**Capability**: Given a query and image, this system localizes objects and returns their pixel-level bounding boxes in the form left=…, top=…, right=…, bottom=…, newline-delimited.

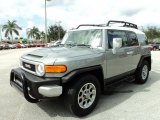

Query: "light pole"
left=45, top=0, right=51, bottom=43
left=0, top=18, right=5, bottom=44
left=0, top=25, right=2, bottom=44
left=56, top=21, right=62, bottom=40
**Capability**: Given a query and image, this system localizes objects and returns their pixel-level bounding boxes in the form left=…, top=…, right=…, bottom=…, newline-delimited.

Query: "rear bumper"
left=10, top=68, right=62, bottom=102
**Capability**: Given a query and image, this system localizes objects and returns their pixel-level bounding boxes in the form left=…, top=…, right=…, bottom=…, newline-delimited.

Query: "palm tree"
left=2, top=20, right=22, bottom=44
left=40, top=31, right=45, bottom=43
left=27, top=26, right=40, bottom=40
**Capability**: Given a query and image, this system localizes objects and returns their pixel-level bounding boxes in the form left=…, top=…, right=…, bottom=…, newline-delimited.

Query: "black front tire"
left=64, top=74, right=100, bottom=117
left=135, top=60, right=149, bottom=84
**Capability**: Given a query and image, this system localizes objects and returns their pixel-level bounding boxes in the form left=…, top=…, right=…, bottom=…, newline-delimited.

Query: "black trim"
left=22, top=62, right=36, bottom=72
left=107, top=20, right=138, bottom=29
left=107, top=29, right=140, bottom=49
left=104, top=69, right=136, bottom=86
left=76, top=24, right=104, bottom=29
left=76, top=20, right=138, bottom=29
left=137, top=55, right=151, bottom=71
left=62, top=65, right=103, bottom=83
left=10, top=68, right=61, bottom=102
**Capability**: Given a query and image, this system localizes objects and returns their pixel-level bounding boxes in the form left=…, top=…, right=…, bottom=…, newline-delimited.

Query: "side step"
left=104, top=75, right=135, bottom=93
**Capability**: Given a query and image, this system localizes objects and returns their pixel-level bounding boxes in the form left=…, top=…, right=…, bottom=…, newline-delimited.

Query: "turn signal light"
left=45, top=65, right=67, bottom=73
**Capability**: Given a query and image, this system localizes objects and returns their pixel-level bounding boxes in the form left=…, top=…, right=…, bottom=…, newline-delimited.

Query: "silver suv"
left=10, top=20, right=151, bottom=117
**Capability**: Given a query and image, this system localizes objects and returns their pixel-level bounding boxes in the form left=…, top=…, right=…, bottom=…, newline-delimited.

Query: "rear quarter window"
left=137, top=34, right=148, bottom=45
left=127, top=32, right=139, bottom=46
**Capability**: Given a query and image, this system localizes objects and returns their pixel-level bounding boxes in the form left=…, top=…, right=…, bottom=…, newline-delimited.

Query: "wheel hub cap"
left=142, top=65, right=148, bottom=80
left=78, top=83, right=96, bottom=109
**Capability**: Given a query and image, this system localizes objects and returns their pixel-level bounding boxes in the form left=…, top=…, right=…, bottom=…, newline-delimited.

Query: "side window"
left=127, top=32, right=139, bottom=46
left=107, top=30, right=128, bottom=48
left=137, top=34, right=148, bottom=45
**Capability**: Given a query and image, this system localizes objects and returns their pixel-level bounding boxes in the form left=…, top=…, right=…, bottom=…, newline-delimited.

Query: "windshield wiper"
left=64, top=43, right=76, bottom=47
left=58, top=44, right=65, bottom=46
left=76, top=44, right=91, bottom=47
left=60, top=43, right=91, bottom=48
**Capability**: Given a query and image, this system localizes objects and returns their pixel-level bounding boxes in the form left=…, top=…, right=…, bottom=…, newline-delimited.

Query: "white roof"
left=70, top=26, right=144, bottom=35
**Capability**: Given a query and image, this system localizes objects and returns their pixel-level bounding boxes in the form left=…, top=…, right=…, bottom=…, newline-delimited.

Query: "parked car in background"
left=24, top=44, right=28, bottom=48
left=27, top=44, right=32, bottom=48
left=3, top=44, right=9, bottom=49
left=42, top=44, right=46, bottom=47
left=148, top=43, right=154, bottom=51
left=16, top=43, right=22, bottom=48
left=149, top=42, right=160, bottom=50
left=47, top=40, right=62, bottom=47
left=46, top=43, right=52, bottom=47
left=53, top=40, right=61, bottom=46
left=0, top=44, right=3, bottom=50
left=20, top=44, right=25, bottom=48
left=26, top=43, right=45, bottom=48
left=35, top=43, right=40, bottom=47
left=9, top=44, right=16, bottom=49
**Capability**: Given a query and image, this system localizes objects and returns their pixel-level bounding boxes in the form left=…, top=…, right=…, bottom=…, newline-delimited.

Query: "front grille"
left=22, top=62, right=36, bottom=72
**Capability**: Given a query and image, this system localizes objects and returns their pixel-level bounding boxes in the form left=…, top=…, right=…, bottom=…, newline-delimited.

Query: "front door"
left=105, top=30, right=133, bottom=83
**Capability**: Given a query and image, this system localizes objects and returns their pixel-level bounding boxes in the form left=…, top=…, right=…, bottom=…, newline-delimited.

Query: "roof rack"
left=107, top=20, right=138, bottom=29
left=76, top=20, right=138, bottom=29
left=76, top=24, right=105, bottom=29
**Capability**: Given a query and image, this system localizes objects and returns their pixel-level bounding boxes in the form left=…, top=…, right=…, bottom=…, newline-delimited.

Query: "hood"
left=21, top=47, right=102, bottom=64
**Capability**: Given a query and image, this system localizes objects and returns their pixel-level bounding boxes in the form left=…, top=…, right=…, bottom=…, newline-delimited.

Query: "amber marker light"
left=45, top=65, right=67, bottom=73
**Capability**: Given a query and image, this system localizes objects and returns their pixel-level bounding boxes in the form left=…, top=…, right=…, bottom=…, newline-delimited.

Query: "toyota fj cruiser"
left=10, top=20, right=151, bottom=117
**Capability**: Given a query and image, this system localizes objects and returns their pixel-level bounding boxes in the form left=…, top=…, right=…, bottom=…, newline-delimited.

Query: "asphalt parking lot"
left=0, top=48, right=160, bottom=120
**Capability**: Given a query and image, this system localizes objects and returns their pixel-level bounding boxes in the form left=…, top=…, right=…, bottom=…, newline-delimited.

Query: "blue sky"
left=0, top=0, right=160, bottom=39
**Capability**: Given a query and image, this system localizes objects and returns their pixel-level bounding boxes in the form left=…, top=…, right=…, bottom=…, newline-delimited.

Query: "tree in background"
left=48, top=24, right=66, bottom=42
left=2, top=20, right=22, bottom=44
left=27, top=26, right=40, bottom=40
left=143, top=26, right=160, bottom=42
left=40, top=31, right=45, bottom=43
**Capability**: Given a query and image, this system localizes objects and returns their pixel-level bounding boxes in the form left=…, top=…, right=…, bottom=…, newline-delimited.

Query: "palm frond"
left=13, top=29, right=19, bottom=36
left=2, top=25, right=8, bottom=31
left=5, top=29, right=9, bottom=37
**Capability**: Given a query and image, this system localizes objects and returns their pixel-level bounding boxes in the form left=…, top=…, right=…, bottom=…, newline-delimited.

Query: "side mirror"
left=112, top=38, right=122, bottom=54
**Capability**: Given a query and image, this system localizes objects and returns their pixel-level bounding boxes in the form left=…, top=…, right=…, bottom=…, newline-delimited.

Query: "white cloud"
left=27, top=21, right=34, bottom=28
left=45, top=0, right=160, bottom=29
left=0, top=0, right=160, bottom=37
left=38, top=25, right=45, bottom=32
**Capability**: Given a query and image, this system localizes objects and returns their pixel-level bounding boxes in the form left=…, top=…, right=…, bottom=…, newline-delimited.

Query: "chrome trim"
left=20, top=58, right=41, bottom=66
left=38, top=85, right=62, bottom=97
left=20, top=66, right=36, bottom=75
left=20, top=58, right=44, bottom=76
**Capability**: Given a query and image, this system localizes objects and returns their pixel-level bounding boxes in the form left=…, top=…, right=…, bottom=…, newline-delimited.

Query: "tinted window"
left=137, top=34, right=148, bottom=45
left=127, top=32, right=139, bottom=46
left=107, top=30, right=128, bottom=48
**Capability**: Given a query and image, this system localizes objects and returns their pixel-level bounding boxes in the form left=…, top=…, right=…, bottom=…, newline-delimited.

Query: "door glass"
left=127, top=32, right=139, bottom=46
left=107, top=30, right=128, bottom=49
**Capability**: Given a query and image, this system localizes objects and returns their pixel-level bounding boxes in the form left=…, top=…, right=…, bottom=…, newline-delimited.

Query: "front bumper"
left=10, top=68, right=62, bottom=102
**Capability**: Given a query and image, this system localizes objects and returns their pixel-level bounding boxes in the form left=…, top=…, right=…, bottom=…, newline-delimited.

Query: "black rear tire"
left=64, top=74, right=100, bottom=117
left=135, top=60, right=149, bottom=84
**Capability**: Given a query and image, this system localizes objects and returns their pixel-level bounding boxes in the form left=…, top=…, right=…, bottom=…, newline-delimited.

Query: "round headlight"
left=36, top=64, right=44, bottom=76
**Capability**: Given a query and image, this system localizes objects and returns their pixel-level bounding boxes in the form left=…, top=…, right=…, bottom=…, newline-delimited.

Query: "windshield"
left=61, top=29, right=102, bottom=48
